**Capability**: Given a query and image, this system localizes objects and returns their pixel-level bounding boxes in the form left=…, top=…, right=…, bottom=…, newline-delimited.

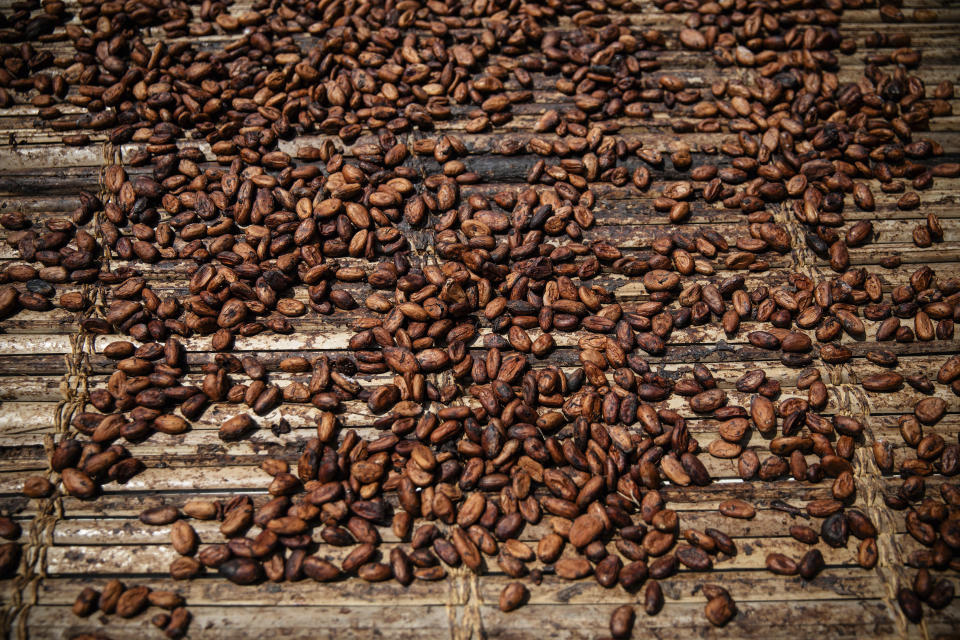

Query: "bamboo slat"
left=0, top=0, right=959, bottom=638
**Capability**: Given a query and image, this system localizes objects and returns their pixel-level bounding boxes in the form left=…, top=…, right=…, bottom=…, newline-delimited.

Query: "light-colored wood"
left=0, top=1, right=959, bottom=638
left=26, top=571, right=897, bottom=606
left=21, top=600, right=907, bottom=640
left=41, top=536, right=859, bottom=576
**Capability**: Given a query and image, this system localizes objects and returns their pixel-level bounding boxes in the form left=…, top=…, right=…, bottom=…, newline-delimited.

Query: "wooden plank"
left=0, top=395, right=957, bottom=462
left=0, top=1, right=957, bottom=638
left=0, top=404, right=945, bottom=465
left=1, top=214, right=955, bottom=263
left=0, top=367, right=952, bottom=432
left=27, top=570, right=894, bottom=606
left=0, top=343, right=952, bottom=384
left=40, top=509, right=830, bottom=548
left=21, top=600, right=901, bottom=640
left=0, top=262, right=955, bottom=334
left=0, top=447, right=789, bottom=485
left=41, top=536, right=863, bottom=576
left=3, top=125, right=960, bottom=173
left=3, top=85, right=960, bottom=131
left=0, top=479, right=839, bottom=520
left=0, top=323, right=958, bottom=362
left=0, top=175, right=810, bottom=212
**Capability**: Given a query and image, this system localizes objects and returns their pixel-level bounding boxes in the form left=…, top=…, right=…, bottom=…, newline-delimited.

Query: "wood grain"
left=0, top=0, right=959, bottom=637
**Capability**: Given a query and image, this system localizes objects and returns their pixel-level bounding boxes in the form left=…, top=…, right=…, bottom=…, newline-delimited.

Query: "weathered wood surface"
left=1, top=0, right=959, bottom=638
left=15, top=601, right=914, bottom=640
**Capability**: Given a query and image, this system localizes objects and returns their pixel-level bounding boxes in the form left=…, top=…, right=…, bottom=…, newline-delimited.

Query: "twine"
left=411, top=127, right=488, bottom=640
left=772, top=201, right=819, bottom=284
left=444, top=564, right=485, bottom=640
left=775, top=201, right=915, bottom=639
left=847, top=383, right=921, bottom=640
left=445, top=565, right=470, bottom=640
left=462, top=569, right=485, bottom=640
left=0, top=140, right=118, bottom=639
left=3, top=303, right=88, bottom=640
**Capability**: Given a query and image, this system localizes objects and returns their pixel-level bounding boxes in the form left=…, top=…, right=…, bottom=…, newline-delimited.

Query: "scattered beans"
left=1, top=0, right=956, bottom=634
